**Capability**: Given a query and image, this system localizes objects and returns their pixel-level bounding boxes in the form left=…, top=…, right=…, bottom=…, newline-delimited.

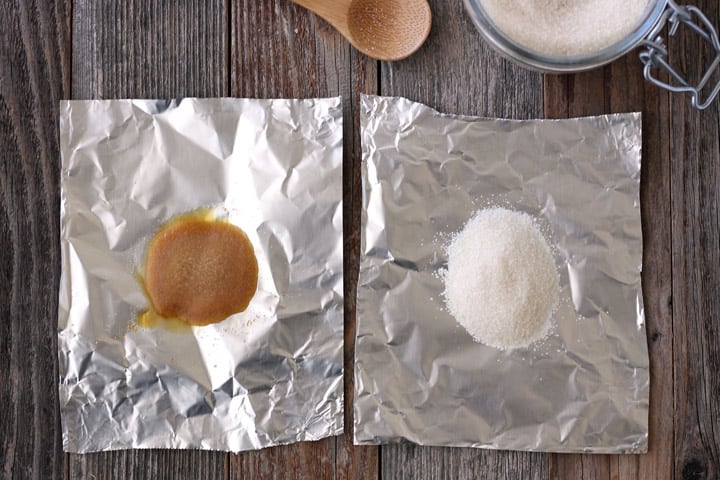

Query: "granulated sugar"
left=480, top=0, right=650, bottom=56
left=443, top=208, right=559, bottom=350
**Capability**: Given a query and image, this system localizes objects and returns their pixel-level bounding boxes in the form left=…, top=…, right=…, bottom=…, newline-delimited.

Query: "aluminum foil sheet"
left=59, top=98, right=344, bottom=453
left=354, top=95, right=649, bottom=453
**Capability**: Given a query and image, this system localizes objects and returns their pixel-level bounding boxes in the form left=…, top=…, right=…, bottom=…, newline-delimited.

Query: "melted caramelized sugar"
left=139, top=210, right=258, bottom=327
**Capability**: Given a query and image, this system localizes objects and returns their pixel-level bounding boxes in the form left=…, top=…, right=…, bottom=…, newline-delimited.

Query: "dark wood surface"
left=1, top=0, right=718, bottom=478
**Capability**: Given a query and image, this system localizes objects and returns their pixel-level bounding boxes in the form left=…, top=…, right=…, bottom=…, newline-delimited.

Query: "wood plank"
left=670, top=0, right=720, bottom=477
left=543, top=68, right=608, bottom=118
left=336, top=49, right=381, bottom=480
left=0, top=0, right=71, bottom=478
left=379, top=1, right=545, bottom=478
left=72, top=0, right=228, bottom=99
left=544, top=67, right=610, bottom=480
left=68, top=450, right=227, bottom=479
left=7, top=0, right=714, bottom=478
left=606, top=53, right=674, bottom=480
left=546, top=49, right=676, bottom=479
left=68, top=1, right=230, bottom=478
left=383, top=446, right=548, bottom=480
left=548, top=454, right=610, bottom=480
left=382, top=0, right=543, bottom=120
left=230, top=442, right=335, bottom=480
left=229, top=1, right=379, bottom=478
left=546, top=64, right=631, bottom=480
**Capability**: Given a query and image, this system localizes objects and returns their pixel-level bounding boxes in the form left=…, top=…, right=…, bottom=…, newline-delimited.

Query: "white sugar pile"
left=480, top=0, right=650, bottom=57
left=443, top=208, right=559, bottom=350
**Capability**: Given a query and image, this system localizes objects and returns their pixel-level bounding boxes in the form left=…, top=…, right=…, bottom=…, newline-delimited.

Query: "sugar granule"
left=443, top=208, right=559, bottom=350
left=480, top=0, right=650, bottom=57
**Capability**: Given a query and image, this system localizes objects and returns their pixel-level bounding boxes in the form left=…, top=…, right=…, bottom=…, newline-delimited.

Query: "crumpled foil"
left=58, top=98, right=344, bottom=453
left=354, top=95, right=648, bottom=453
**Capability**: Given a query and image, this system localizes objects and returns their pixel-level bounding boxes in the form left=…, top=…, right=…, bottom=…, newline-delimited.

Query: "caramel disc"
left=144, top=218, right=258, bottom=326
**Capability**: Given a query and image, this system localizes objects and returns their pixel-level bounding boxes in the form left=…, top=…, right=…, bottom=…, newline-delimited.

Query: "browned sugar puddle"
left=138, top=209, right=259, bottom=329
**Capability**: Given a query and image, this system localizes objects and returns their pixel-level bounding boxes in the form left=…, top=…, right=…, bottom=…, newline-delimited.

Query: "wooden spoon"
left=291, top=0, right=432, bottom=61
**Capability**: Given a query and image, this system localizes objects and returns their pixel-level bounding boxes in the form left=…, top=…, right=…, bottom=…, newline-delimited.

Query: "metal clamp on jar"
left=464, top=0, right=720, bottom=109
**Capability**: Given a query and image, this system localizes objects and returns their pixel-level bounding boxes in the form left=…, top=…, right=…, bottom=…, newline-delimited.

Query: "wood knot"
left=682, top=459, right=706, bottom=480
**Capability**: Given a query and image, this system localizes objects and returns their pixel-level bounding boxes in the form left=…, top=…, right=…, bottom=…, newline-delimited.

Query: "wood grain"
left=383, top=446, right=548, bottom=480
left=336, top=48, right=380, bottom=480
left=2, top=0, right=718, bottom=477
left=544, top=69, right=607, bottom=118
left=607, top=52, right=674, bottom=480
left=68, top=450, right=227, bottom=479
left=381, top=0, right=542, bottom=119
left=548, top=454, right=610, bottom=480
left=670, top=1, right=720, bottom=478
left=0, top=0, right=70, bottom=478
left=544, top=67, right=613, bottom=480
left=72, top=0, right=228, bottom=99
left=379, top=1, right=544, bottom=478
left=67, top=1, right=230, bottom=478
left=229, top=1, right=378, bottom=477
left=544, top=39, right=675, bottom=480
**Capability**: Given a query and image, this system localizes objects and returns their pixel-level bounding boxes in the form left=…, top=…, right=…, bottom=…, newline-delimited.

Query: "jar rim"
left=463, top=0, right=669, bottom=73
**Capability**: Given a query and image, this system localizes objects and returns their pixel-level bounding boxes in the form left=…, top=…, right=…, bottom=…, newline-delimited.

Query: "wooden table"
left=1, top=0, right=719, bottom=478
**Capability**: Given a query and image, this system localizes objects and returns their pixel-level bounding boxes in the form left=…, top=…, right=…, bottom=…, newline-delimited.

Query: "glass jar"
left=463, top=0, right=720, bottom=109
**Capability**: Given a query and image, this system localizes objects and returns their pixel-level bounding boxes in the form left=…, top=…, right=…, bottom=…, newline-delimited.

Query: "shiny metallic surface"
left=59, top=98, right=344, bottom=453
left=640, top=0, right=720, bottom=110
left=354, top=95, right=649, bottom=453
